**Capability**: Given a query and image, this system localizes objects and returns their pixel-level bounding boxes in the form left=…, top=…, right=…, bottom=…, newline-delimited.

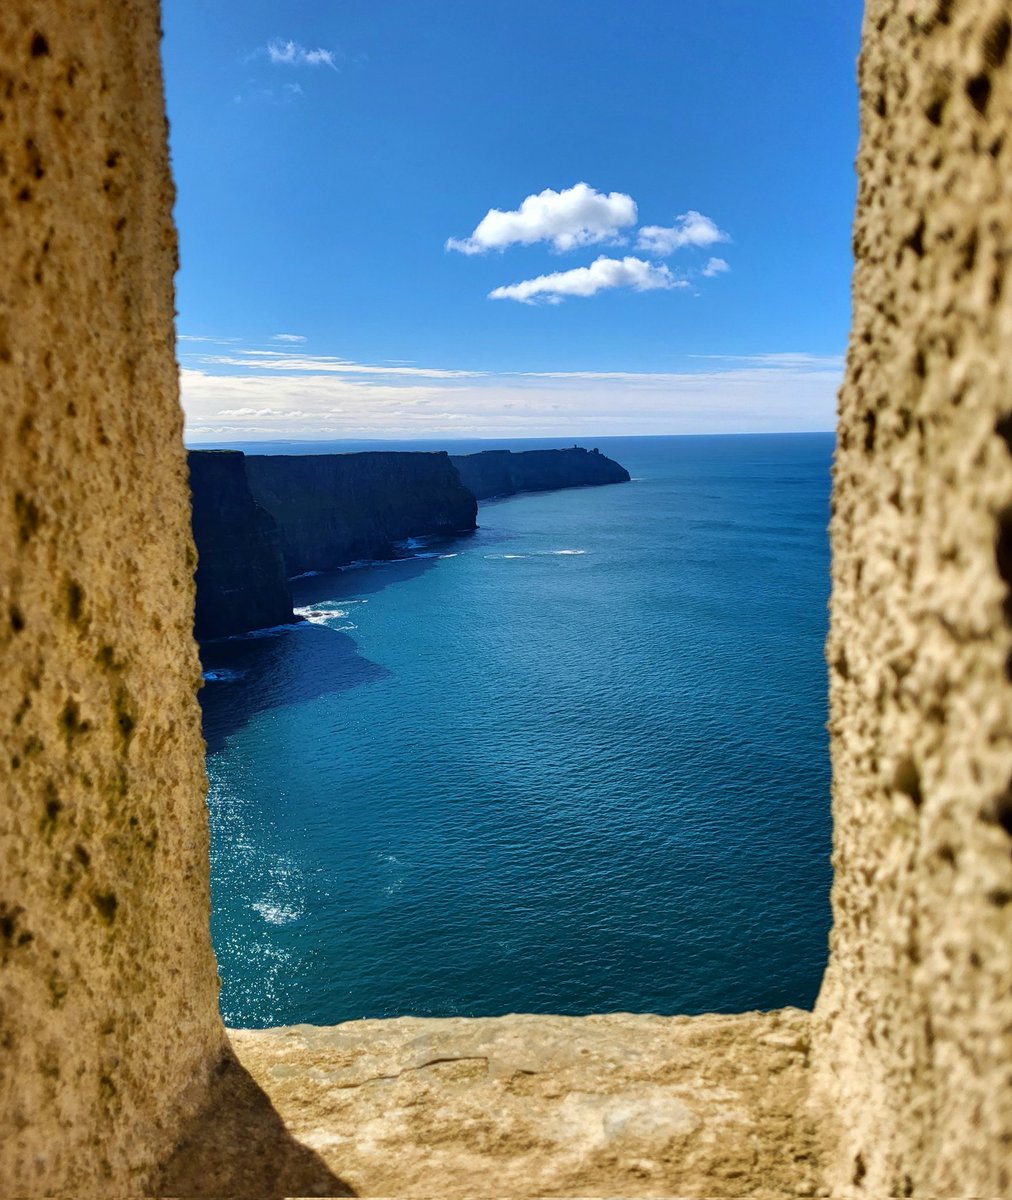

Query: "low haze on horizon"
left=163, top=1, right=861, bottom=442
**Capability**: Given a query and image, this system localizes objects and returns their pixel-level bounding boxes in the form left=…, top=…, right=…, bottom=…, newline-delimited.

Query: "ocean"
left=197, top=433, right=834, bottom=1028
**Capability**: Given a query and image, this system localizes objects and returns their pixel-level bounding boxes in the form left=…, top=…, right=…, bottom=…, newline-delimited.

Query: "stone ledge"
left=228, top=1008, right=821, bottom=1198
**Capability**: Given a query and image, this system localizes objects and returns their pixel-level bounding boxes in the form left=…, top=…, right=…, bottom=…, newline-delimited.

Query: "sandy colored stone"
left=812, top=1, right=1012, bottom=1196
left=3, top=1, right=1012, bottom=1196
left=231, top=1009, right=820, bottom=1199
left=0, top=3, right=228, bottom=1192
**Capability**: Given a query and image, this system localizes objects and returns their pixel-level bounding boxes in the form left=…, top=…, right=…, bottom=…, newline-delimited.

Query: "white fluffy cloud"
left=702, top=257, right=730, bottom=277
left=636, top=211, right=729, bottom=257
left=488, top=255, right=682, bottom=304
left=272, top=333, right=307, bottom=342
left=447, top=183, right=637, bottom=255
left=267, top=39, right=337, bottom=69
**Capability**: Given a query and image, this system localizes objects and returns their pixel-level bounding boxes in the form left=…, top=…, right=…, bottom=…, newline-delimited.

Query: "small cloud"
left=272, top=333, right=307, bottom=343
left=447, top=183, right=637, bottom=255
left=196, top=351, right=484, bottom=379
left=636, top=211, right=729, bottom=257
left=266, top=39, right=338, bottom=70
left=303, top=48, right=337, bottom=68
left=686, top=352, right=844, bottom=369
left=488, top=255, right=683, bottom=305
left=702, top=257, right=730, bottom=277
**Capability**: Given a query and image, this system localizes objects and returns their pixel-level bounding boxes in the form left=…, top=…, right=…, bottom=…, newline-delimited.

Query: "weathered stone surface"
left=245, top=451, right=478, bottom=575
left=188, top=450, right=295, bottom=640
left=811, top=1, right=1012, bottom=1196
left=0, top=2, right=227, bottom=1191
left=4, top=1, right=1012, bottom=1196
left=232, top=1009, right=820, bottom=1198
left=451, top=446, right=631, bottom=501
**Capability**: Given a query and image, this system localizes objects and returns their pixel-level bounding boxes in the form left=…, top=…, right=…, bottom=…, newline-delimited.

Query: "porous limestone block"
left=813, top=1, right=1012, bottom=1195
left=232, top=1009, right=820, bottom=1199
left=0, top=3, right=226, bottom=1192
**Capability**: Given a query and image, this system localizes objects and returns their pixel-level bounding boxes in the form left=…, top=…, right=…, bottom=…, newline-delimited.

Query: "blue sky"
left=163, top=1, right=861, bottom=441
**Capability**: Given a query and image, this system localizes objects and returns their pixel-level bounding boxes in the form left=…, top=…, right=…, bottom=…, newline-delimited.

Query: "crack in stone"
left=337, top=1054, right=494, bottom=1088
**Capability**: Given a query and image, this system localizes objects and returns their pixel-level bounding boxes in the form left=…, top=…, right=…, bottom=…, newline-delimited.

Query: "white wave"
left=438, top=553, right=459, bottom=559
left=485, top=550, right=584, bottom=560
left=252, top=900, right=303, bottom=926
left=202, top=668, right=245, bottom=683
left=288, top=569, right=323, bottom=580
left=377, top=851, right=404, bottom=896
left=293, top=605, right=358, bottom=632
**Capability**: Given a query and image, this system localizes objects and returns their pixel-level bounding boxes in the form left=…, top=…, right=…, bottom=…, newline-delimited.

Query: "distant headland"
left=450, top=446, right=630, bottom=500
left=188, top=446, right=630, bottom=640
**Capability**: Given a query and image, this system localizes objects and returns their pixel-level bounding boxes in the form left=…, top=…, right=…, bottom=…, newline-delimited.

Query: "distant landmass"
left=451, top=446, right=630, bottom=500
left=188, top=445, right=629, bottom=639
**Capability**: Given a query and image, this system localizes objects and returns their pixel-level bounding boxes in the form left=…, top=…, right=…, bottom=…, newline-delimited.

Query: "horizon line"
left=185, top=428, right=836, bottom=446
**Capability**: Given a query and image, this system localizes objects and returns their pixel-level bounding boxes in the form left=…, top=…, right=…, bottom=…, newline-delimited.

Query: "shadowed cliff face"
left=450, top=447, right=631, bottom=501
left=188, top=451, right=295, bottom=640
left=244, top=451, right=478, bottom=576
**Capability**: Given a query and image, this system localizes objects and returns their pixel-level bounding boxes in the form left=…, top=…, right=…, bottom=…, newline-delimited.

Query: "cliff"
left=244, top=451, right=478, bottom=576
left=450, top=446, right=630, bottom=500
left=188, top=451, right=295, bottom=640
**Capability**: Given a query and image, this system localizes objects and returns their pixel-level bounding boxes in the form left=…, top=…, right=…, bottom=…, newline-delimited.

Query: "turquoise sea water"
left=197, top=433, right=834, bottom=1028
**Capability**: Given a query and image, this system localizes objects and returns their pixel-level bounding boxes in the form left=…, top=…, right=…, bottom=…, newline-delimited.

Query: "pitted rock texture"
left=232, top=1009, right=820, bottom=1199
left=188, top=450, right=295, bottom=640
left=245, top=451, right=478, bottom=576
left=812, top=1, right=1012, bottom=1196
left=0, top=3, right=227, bottom=1192
left=451, top=446, right=631, bottom=501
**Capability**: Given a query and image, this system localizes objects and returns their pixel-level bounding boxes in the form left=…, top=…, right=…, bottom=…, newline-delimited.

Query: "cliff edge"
left=244, top=451, right=478, bottom=576
left=450, top=446, right=630, bottom=501
left=188, top=451, right=295, bottom=640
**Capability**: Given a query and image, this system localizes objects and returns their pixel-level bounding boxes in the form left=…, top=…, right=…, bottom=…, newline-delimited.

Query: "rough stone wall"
left=813, top=1, right=1012, bottom=1195
left=0, top=3, right=226, bottom=1192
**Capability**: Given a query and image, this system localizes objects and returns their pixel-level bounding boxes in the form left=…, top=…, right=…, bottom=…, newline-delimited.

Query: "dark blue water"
left=198, top=433, right=833, bottom=1028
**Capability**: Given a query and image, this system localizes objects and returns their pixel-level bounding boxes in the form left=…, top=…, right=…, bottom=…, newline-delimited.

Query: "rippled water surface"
left=199, top=433, right=833, bottom=1027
